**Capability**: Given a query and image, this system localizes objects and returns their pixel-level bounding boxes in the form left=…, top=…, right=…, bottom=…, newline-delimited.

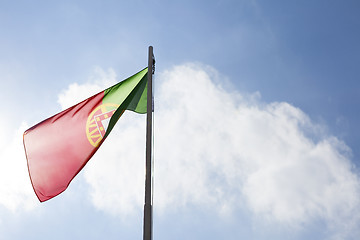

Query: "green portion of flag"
left=103, top=68, right=148, bottom=113
left=103, top=68, right=148, bottom=138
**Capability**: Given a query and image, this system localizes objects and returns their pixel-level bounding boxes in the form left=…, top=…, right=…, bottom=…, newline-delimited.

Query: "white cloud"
left=57, top=63, right=360, bottom=238
left=84, top=112, right=146, bottom=218
left=0, top=122, right=38, bottom=212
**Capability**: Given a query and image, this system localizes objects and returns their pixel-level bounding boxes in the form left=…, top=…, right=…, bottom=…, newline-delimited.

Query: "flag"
left=23, top=68, right=148, bottom=202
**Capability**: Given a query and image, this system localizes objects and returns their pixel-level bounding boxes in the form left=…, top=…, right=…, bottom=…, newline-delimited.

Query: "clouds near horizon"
left=0, top=63, right=359, bottom=239
left=83, top=63, right=360, bottom=238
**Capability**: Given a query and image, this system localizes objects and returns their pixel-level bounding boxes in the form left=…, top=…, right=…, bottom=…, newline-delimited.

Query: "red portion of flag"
left=23, top=92, right=104, bottom=202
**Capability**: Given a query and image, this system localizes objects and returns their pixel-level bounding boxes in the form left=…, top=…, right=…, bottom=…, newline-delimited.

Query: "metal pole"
left=143, top=46, right=154, bottom=240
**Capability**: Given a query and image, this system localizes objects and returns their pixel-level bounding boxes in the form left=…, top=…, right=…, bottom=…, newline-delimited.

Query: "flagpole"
left=144, top=46, right=154, bottom=240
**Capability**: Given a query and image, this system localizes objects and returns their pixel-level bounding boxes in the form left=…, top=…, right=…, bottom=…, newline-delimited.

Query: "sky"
left=0, top=0, right=359, bottom=239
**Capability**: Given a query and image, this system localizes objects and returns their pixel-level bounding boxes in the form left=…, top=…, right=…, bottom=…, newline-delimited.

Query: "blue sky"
left=0, top=1, right=359, bottom=239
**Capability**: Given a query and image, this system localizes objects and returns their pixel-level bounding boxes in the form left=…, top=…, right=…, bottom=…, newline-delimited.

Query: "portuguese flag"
left=23, top=68, right=148, bottom=202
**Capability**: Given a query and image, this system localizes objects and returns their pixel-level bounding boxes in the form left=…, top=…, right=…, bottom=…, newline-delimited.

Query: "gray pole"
left=144, top=46, right=154, bottom=240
